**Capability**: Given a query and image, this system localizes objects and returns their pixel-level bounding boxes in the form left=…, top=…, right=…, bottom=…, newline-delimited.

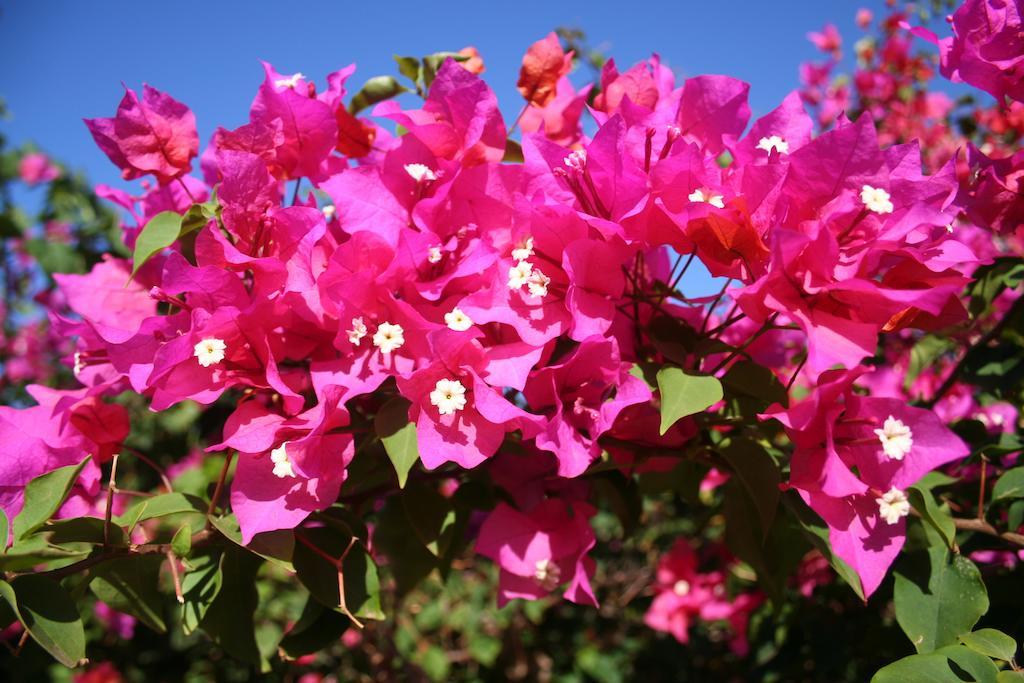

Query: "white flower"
left=563, top=150, right=587, bottom=171
left=347, top=317, right=368, bottom=346
left=876, top=487, right=910, bottom=525
left=860, top=185, right=894, bottom=214
left=527, top=268, right=551, bottom=297
left=430, top=378, right=467, bottom=415
left=756, top=135, right=790, bottom=154
left=672, top=579, right=691, bottom=596
left=427, top=246, right=443, bottom=264
left=507, top=260, right=534, bottom=290
left=873, top=415, right=913, bottom=461
left=512, top=236, right=535, bottom=262
left=73, top=352, right=85, bottom=375
left=274, top=72, right=305, bottom=89
left=194, top=338, right=226, bottom=367
left=444, top=307, right=473, bottom=331
left=372, top=322, right=405, bottom=354
left=322, top=205, right=336, bottom=219
left=534, top=558, right=562, bottom=591
left=270, top=443, right=297, bottom=479
left=687, top=188, right=725, bottom=209
left=404, top=163, right=437, bottom=182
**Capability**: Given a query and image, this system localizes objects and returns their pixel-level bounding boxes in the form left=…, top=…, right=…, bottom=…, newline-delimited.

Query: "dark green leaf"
left=783, top=491, right=865, bottom=600
left=13, top=457, right=91, bottom=540
left=958, top=629, right=1018, bottom=662
left=871, top=652, right=967, bottom=683
left=278, top=597, right=349, bottom=659
left=935, top=644, right=1000, bottom=683
left=199, top=546, right=266, bottom=669
left=89, top=555, right=167, bottom=633
left=181, top=551, right=224, bottom=635
left=656, top=367, right=723, bottom=435
left=718, top=437, right=780, bottom=538
left=375, top=397, right=420, bottom=488
left=908, top=486, right=957, bottom=550
left=894, top=548, right=989, bottom=653
left=131, top=211, right=182, bottom=278
left=0, top=576, right=85, bottom=667
left=992, top=467, right=1024, bottom=502
left=349, top=76, right=408, bottom=114
left=293, top=527, right=383, bottom=620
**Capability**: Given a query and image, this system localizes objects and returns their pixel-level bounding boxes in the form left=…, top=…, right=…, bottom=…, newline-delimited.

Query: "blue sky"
left=1, top=0, right=908, bottom=183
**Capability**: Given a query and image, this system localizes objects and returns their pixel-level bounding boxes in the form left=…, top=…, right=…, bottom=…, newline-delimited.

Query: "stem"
left=507, top=103, right=529, bottom=135
left=708, top=313, right=778, bottom=374
left=103, top=454, right=119, bottom=550
left=205, top=451, right=235, bottom=523
left=786, top=355, right=808, bottom=391
left=656, top=251, right=696, bottom=306
left=122, top=446, right=173, bottom=493
left=166, top=552, right=185, bottom=603
left=977, top=457, right=988, bottom=521
left=291, top=178, right=303, bottom=206
left=699, top=278, right=733, bottom=335
left=176, top=177, right=197, bottom=203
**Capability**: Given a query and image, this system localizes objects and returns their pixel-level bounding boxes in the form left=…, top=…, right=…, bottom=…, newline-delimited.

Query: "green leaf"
left=293, top=527, right=383, bottom=620
left=503, top=139, right=524, bottom=163
left=114, top=492, right=206, bottom=527
left=181, top=551, right=224, bottom=635
left=958, top=629, right=1018, bottom=662
left=89, top=555, right=167, bottom=634
left=131, top=211, right=182, bottom=278
left=278, top=597, right=349, bottom=660
left=894, top=548, right=989, bottom=653
left=0, top=576, right=86, bottom=667
left=871, top=652, right=967, bottom=683
left=908, top=486, right=957, bottom=550
left=375, top=397, right=420, bottom=488
left=199, top=546, right=266, bottom=670
left=208, top=514, right=294, bottom=573
left=349, top=76, right=409, bottom=114
left=418, top=644, right=451, bottom=682
left=180, top=199, right=218, bottom=235
left=717, top=437, right=780, bottom=538
left=992, top=467, right=1024, bottom=502
left=13, top=457, right=91, bottom=541
left=171, top=524, right=192, bottom=558
left=998, top=672, right=1024, bottom=683
left=721, top=360, right=788, bottom=409
left=42, top=516, right=127, bottom=547
left=0, top=509, right=7, bottom=552
left=935, top=644, right=1000, bottom=683
left=656, top=367, right=723, bottom=435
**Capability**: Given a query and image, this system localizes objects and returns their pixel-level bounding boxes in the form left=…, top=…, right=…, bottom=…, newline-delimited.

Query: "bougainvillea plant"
left=1, top=1, right=1023, bottom=680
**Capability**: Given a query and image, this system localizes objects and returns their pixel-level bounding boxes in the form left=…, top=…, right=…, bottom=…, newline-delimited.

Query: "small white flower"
left=876, top=487, right=910, bottom=525
left=511, top=236, right=535, bottom=262
left=687, top=188, right=725, bottom=209
left=194, top=338, right=226, bottom=367
left=444, top=307, right=473, bottom=331
left=873, top=415, right=913, bottom=461
left=526, top=268, right=551, bottom=297
left=274, top=72, right=305, bottom=89
left=508, top=260, right=534, bottom=290
left=404, top=163, right=437, bottom=182
left=430, top=378, right=467, bottom=415
left=563, top=150, right=587, bottom=171
left=73, top=352, right=85, bottom=375
left=322, top=205, right=336, bottom=219
left=756, top=135, right=790, bottom=155
left=673, top=579, right=691, bottom=596
left=534, top=558, right=562, bottom=591
left=372, top=322, right=405, bottom=354
left=946, top=223, right=955, bottom=234
left=860, top=185, right=894, bottom=214
left=427, top=246, right=443, bottom=264
left=347, top=317, right=368, bottom=346
left=270, top=442, right=297, bottom=479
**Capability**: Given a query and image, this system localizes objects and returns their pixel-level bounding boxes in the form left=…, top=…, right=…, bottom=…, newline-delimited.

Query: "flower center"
left=430, top=378, right=468, bottom=415
left=534, top=558, right=561, bottom=591
left=673, top=579, right=691, bottom=596
left=876, top=487, right=910, bottom=525
left=860, top=185, right=894, bottom=214
left=270, top=442, right=297, bottom=479
left=873, top=415, right=913, bottom=461
left=372, top=322, right=405, bottom=354
left=444, top=307, right=473, bottom=331
left=194, top=338, right=226, bottom=367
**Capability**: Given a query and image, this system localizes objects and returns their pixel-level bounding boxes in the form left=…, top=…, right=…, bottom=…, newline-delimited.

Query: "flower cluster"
left=1, top=2, right=1022, bottom=658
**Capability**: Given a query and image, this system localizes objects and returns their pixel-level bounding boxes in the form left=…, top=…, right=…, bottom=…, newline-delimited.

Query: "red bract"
left=85, top=85, right=199, bottom=184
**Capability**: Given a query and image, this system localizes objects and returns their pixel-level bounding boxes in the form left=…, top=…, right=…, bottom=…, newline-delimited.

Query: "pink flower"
left=85, top=85, right=199, bottom=184
left=475, top=499, right=597, bottom=607
left=18, top=152, right=59, bottom=185
left=808, top=23, right=843, bottom=58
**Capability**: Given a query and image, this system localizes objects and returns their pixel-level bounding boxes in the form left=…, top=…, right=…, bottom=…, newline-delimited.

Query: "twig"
left=952, top=516, right=1024, bottom=547
left=978, top=457, right=988, bottom=521
left=166, top=552, right=185, bottom=604
left=708, top=313, right=778, bottom=374
left=699, top=278, right=733, bottom=335
left=103, top=454, right=119, bottom=550
left=205, top=451, right=235, bottom=524
left=122, top=446, right=173, bottom=493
